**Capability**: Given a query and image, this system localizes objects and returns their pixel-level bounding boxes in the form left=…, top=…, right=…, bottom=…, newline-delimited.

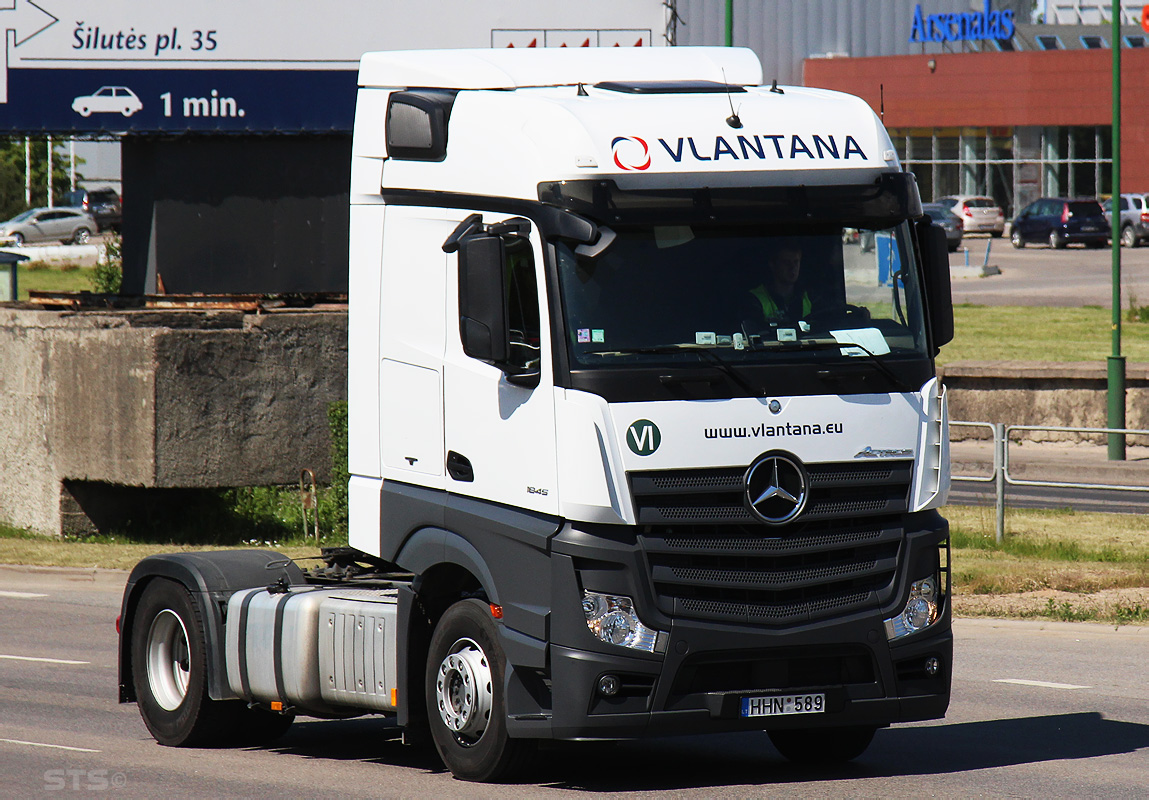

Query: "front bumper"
left=528, top=614, right=951, bottom=740
left=502, top=513, right=952, bottom=740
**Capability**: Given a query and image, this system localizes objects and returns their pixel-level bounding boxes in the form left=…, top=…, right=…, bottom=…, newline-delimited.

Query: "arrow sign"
left=3, top=0, right=58, bottom=46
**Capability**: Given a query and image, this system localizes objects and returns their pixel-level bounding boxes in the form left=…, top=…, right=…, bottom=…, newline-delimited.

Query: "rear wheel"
left=768, top=726, right=877, bottom=764
left=1049, top=230, right=1066, bottom=249
left=70, top=228, right=91, bottom=245
left=991, top=230, right=1003, bottom=238
left=131, top=579, right=294, bottom=747
left=131, top=579, right=237, bottom=746
left=1122, top=225, right=1139, bottom=248
left=426, top=599, right=534, bottom=782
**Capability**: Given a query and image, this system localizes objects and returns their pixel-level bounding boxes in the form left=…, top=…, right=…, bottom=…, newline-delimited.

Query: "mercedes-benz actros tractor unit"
left=118, top=47, right=954, bottom=782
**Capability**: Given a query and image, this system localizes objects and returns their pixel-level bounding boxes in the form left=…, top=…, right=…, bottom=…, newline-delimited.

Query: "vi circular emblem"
left=744, top=451, right=808, bottom=525
left=626, top=419, right=661, bottom=456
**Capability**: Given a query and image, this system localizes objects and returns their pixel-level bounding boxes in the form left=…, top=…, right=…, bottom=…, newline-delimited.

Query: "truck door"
left=442, top=213, right=559, bottom=516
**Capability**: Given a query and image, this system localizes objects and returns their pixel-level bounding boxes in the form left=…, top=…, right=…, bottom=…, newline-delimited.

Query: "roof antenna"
left=722, top=69, right=742, bottom=129
left=576, top=82, right=588, bottom=97
left=880, top=83, right=885, bottom=121
left=769, top=79, right=784, bottom=95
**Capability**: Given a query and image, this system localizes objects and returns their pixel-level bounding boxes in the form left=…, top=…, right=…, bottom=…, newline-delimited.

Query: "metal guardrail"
left=950, top=421, right=1149, bottom=544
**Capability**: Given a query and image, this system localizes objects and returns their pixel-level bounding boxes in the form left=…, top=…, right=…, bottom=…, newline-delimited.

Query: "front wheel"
left=10, top=232, right=23, bottom=246
left=426, top=599, right=534, bottom=782
left=768, top=725, right=877, bottom=764
left=1010, top=229, right=1023, bottom=249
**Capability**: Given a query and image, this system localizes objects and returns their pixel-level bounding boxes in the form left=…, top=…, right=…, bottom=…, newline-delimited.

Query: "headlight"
left=884, top=575, right=940, bottom=641
left=582, top=591, right=666, bottom=653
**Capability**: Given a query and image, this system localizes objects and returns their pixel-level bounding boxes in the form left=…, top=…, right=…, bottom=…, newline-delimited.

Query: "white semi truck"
left=118, top=47, right=954, bottom=782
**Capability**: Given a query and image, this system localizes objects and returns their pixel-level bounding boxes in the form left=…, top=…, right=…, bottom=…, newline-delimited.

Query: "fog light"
left=884, top=575, right=940, bottom=640
left=597, top=674, right=620, bottom=697
left=925, top=657, right=940, bottom=676
left=582, top=591, right=664, bottom=653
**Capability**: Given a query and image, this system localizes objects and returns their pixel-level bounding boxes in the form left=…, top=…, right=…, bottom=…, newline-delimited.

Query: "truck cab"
left=119, top=47, right=953, bottom=782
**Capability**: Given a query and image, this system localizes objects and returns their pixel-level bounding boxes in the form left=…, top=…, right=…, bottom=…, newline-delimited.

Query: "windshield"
left=557, top=222, right=929, bottom=374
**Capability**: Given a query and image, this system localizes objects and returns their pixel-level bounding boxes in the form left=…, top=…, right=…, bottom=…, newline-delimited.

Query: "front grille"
left=630, top=461, right=912, bottom=527
left=631, top=460, right=911, bottom=625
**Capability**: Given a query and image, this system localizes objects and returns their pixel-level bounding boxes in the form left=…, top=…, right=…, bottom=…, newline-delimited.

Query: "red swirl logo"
left=611, top=136, right=651, bottom=171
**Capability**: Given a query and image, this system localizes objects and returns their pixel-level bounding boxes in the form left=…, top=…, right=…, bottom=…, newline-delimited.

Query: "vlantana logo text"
left=612, top=134, right=868, bottom=170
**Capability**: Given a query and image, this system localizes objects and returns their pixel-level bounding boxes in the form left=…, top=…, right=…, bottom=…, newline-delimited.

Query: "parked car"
left=62, top=187, right=121, bottom=232
left=1102, top=192, right=1149, bottom=248
left=1010, top=198, right=1109, bottom=249
left=921, top=202, right=964, bottom=252
left=935, top=195, right=1005, bottom=237
left=0, top=207, right=97, bottom=245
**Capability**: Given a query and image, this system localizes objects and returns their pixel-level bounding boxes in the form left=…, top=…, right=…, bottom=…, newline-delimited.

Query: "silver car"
left=1102, top=193, right=1149, bottom=248
left=0, top=207, right=97, bottom=245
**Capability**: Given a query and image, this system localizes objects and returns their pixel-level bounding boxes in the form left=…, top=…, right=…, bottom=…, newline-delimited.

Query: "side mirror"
left=916, top=219, right=953, bottom=350
left=457, top=234, right=510, bottom=365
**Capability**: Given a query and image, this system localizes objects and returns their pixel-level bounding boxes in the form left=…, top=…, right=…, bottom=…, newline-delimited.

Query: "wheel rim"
left=1011, top=231, right=1021, bottom=247
left=1123, top=228, right=1134, bottom=247
left=76, top=230, right=89, bottom=244
left=146, top=609, right=191, bottom=711
left=434, top=637, right=493, bottom=746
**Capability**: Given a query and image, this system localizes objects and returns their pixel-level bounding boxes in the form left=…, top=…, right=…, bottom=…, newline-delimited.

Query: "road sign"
left=0, top=0, right=665, bottom=134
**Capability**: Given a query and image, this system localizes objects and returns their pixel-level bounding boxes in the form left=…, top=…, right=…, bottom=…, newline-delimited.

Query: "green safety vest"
left=751, top=284, right=812, bottom=320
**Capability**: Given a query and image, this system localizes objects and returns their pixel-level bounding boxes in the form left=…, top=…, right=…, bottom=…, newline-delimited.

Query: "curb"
left=955, top=617, right=1149, bottom=635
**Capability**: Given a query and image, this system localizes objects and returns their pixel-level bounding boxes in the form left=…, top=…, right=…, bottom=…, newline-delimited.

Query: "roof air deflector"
left=594, top=80, right=747, bottom=95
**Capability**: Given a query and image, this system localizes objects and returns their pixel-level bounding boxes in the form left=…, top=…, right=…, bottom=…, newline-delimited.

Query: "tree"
left=0, top=138, right=85, bottom=219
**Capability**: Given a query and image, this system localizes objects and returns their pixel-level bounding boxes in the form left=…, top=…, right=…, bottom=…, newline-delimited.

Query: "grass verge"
left=946, top=504, right=1149, bottom=624
left=15, top=262, right=97, bottom=299
left=940, top=305, right=1149, bottom=364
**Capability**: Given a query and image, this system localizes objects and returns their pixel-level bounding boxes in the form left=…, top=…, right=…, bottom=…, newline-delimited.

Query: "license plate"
left=741, top=693, right=825, bottom=717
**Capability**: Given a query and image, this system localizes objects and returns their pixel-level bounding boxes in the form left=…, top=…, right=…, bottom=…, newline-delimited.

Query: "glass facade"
left=891, top=126, right=1112, bottom=216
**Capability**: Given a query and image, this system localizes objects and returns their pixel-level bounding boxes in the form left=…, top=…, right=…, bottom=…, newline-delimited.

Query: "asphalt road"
left=950, top=235, right=1149, bottom=308
left=1, top=567, right=1146, bottom=798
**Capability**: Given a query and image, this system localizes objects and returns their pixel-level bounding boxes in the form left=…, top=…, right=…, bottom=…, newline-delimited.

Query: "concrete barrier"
left=0, top=306, right=346, bottom=536
left=941, top=360, right=1149, bottom=443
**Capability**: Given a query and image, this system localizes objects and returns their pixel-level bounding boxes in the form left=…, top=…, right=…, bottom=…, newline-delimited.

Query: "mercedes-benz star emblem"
left=744, top=452, right=808, bottom=525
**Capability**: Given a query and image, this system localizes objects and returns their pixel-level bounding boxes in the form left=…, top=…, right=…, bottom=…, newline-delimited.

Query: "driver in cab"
left=750, top=242, right=812, bottom=322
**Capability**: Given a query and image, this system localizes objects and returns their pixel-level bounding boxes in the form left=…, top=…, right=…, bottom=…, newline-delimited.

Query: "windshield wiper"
left=583, top=345, right=761, bottom=396
left=778, top=339, right=912, bottom=391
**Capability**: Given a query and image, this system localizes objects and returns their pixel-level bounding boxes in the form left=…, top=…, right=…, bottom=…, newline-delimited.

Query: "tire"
left=1010, top=229, right=1023, bottom=249
left=131, top=579, right=296, bottom=748
left=768, top=726, right=877, bottom=764
left=131, top=578, right=240, bottom=746
left=426, top=599, right=534, bottom=782
left=71, top=228, right=91, bottom=245
left=991, top=230, right=1003, bottom=238
left=1121, top=225, right=1138, bottom=249
left=1049, top=230, right=1066, bottom=250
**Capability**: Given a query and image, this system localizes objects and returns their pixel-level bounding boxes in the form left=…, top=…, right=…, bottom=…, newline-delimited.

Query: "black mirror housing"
left=458, top=234, right=510, bottom=364
left=916, top=219, right=954, bottom=351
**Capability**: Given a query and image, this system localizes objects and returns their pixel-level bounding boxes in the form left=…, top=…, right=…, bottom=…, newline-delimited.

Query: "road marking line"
left=994, top=678, right=1090, bottom=690
left=0, top=591, right=47, bottom=598
left=0, top=654, right=89, bottom=665
left=0, top=738, right=100, bottom=753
